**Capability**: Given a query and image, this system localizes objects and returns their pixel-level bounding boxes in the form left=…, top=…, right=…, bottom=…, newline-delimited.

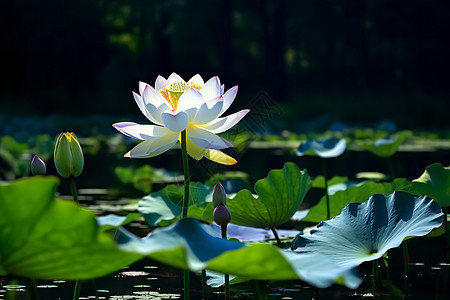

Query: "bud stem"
left=69, top=176, right=79, bottom=205
left=220, top=224, right=230, bottom=300
left=271, top=228, right=282, bottom=248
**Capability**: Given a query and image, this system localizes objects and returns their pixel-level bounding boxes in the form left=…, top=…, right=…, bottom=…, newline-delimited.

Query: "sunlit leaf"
left=138, top=182, right=214, bottom=226
left=0, top=177, right=142, bottom=279
left=226, top=162, right=311, bottom=228
left=408, top=163, right=450, bottom=207
left=296, top=138, right=347, bottom=158
left=303, top=178, right=411, bottom=223
left=356, top=130, right=412, bottom=158
left=96, top=213, right=142, bottom=231
left=292, top=192, right=443, bottom=269
left=117, top=218, right=361, bottom=289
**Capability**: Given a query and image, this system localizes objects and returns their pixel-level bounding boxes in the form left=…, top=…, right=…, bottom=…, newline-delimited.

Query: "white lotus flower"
left=113, top=73, right=250, bottom=165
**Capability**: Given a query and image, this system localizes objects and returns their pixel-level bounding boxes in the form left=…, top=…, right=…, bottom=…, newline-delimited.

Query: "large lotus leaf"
left=408, top=163, right=450, bottom=207
left=0, top=177, right=142, bottom=279
left=303, top=178, right=410, bottom=223
left=117, top=218, right=361, bottom=289
left=226, top=163, right=311, bottom=228
left=296, top=138, right=347, bottom=158
left=292, top=191, right=443, bottom=269
left=356, top=130, right=412, bottom=158
left=138, top=182, right=214, bottom=226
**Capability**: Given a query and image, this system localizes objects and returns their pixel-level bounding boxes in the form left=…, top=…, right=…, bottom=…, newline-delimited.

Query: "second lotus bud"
left=54, top=132, right=84, bottom=178
left=214, top=202, right=231, bottom=226
left=30, top=155, right=46, bottom=175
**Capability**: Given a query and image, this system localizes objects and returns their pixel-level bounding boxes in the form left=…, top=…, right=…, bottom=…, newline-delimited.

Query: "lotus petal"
left=292, top=191, right=443, bottom=269
left=296, top=138, right=347, bottom=158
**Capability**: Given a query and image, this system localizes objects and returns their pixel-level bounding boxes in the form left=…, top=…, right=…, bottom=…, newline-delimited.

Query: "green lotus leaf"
left=96, top=213, right=142, bottom=231
left=356, top=130, right=412, bottom=158
left=408, top=163, right=450, bottom=207
left=0, top=177, right=142, bottom=279
left=292, top=192, right=443, bottom=269
left=226, top=162, right=311, bottom=228
left=303, top=178, right=411, bottom=223
left=138, top=182, right=214, bottom=226
left=117, top=218, right=362, bottom=289
left=296, top=138, right=347, bottom=158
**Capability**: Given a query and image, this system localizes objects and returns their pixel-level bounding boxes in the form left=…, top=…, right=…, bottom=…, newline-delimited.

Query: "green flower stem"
left=181, top=130, right=190, bottom=218
left=386, top=157, right=395, bottom=179
left=321, top=159, right=330, bottom=220
left=201, top=270, right=208, bottom=299
left=68, top=176, right=81, bottom=300
left=73, top=280, right=82, bottom=300
left=403, top=241, right=410, bottom=298
left=180, top=129, right=190, bottom=300
left=26, top=278, right=39, bottom=300
left=221, top=224, right=230, bottom=300
left=271, top=228, right=282, bottom=248
left=69, top=176, right=79, bottom=205
left=443, top=208, right=449, bottom=246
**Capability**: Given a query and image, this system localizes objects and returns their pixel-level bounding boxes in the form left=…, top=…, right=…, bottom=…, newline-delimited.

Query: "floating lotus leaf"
left=356, top=130, right=412, bottom=158
left=408, top=163, right=450, bottom=207
left=303, top=178, right=410, bottom=223
left=226, top=162, right=311, bottom=228
left=296, top=138, right=347, bottom=158
left=292, top=191, right=443, bottom=269
left=138, top=182, right=214, bottom=226
left=96, top=213, right=141, bottom=231
left=0, top=177, right=142, bottom=279
left=117, top=218, right=361, bottom=289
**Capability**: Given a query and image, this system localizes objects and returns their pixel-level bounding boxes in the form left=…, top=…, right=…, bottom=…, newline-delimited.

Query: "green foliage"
left=0, top=177, right=141, bottom=279
left=356, top=130, right=412, bottom=158
left=115, top=165, right=155, bottom=194
left=312, top=175, right=349, bottom=189
left=118, top=218, right=361, bottom=289
left=408, top=163, right=450, bottom=207
left=138, top=182, right=214, bottom=226
left=226, top=163, right=311, bottom=228
left=304, top=178, right=411, bottom=223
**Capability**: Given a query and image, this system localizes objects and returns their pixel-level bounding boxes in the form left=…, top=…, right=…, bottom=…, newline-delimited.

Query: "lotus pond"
left=0, top=76, right=449, bottom=300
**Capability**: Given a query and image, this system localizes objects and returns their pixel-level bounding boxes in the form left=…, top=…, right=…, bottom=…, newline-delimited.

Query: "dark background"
left=1, top=0, right=449, bottom=131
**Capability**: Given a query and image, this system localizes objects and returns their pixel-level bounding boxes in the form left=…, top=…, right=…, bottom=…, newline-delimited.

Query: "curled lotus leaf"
left=226, top=162, right=311, bottom=228
left=138, top=182, right=214, bottom=226
left=117, top=218, right=361, bottom=289
left=0, top=177, right=142, bottom=280
left=356, top=130, right=412, bottom=158
left=296, top=138, right=347, bottom=158
left=408, top=162, right=450, bottom=207
left=292, top=191, right=443, bottom=269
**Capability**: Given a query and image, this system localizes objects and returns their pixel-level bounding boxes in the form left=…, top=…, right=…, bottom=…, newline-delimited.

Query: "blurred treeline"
left=1, top=0, right=449, bottom=128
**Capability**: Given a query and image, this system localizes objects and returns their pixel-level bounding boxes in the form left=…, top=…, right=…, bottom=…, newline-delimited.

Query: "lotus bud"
left=30, top=155, right=46, bottom=175
left=214, top=202, right=231, bottom=226
left=54, top=132, right=84, bottom=178
left=212, top=182, right=227, bottom=207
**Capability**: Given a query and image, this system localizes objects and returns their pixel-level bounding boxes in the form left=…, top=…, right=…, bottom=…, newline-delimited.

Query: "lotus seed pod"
left=212, top=182, right=227, bottom=207
left=54, top=132, right=84, bottom=178
left=30, top=155, right=46, bottom=175
left=213, top=202, right=231, bottom=226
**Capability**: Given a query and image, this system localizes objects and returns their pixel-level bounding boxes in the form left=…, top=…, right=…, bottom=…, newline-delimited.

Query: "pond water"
left=1, top=146, right=449, bottom=299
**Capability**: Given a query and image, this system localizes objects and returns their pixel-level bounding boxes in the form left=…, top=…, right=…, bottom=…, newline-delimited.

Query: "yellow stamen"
left=64, top=132, right=72, bottom=142
left=159, top=81, right=202, bottom=109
